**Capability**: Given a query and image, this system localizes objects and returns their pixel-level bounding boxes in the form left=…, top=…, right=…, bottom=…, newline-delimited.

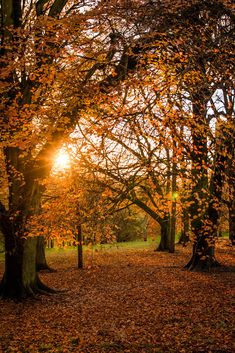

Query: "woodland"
left=0, top=0, right=235, bottom=352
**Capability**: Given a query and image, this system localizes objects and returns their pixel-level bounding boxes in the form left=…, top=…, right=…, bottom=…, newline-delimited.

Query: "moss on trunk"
left=0, top=235, right=56, bottom=299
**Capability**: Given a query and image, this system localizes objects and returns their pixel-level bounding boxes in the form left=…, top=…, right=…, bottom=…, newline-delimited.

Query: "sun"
left=54, top=149, right=70, bottom=170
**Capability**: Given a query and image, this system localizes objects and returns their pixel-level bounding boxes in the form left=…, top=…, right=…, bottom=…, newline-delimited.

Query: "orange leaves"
left=0, top=243, right=234, bottom=352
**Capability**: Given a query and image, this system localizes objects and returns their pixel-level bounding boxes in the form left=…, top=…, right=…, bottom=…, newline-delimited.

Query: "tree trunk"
left=0, top=211, right=55, bottom=298
left=77, top=224, right=83, bottom=269
left=229, top=203, right=235, bottom=246
left=169, top=211, right=176, bottom=253
left=36, top=236, right=55, bottom=272
left=178, top=209, right=190, bottom=245
left=143, top=215, right=148, bottom=241
left=0, top=147, right=55, bottom=299
left=186, top=105, right=227, bottom=270
left=169, top=141, right=177, bottom=253
left=47, top=239, right=54, bottom=248
left=1, top=233, right=36, bottom=298
left=156, top=216, right=170, bottom=251
left=186, top=91, right=215, bottom=271
left=184, top=235, right=220, bottom=271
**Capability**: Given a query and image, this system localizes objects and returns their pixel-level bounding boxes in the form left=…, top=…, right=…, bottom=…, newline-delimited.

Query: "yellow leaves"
left=101, top=188, right=113, bottom=198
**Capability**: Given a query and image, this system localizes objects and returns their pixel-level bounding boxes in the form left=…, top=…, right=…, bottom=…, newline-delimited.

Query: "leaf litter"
left=0, top=241, right=234, bottom=353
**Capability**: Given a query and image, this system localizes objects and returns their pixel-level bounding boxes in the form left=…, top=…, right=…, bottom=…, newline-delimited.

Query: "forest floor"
left=0, top=240, right=234, bottom=353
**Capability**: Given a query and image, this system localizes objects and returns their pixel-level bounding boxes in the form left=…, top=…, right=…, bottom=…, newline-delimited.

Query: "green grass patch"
left=1, top=237, right=158, bottom=263
left=45, top=237, right=159, bottom=256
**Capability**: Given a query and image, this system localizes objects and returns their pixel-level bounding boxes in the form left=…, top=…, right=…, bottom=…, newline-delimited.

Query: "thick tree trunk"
left=184, top=235, right=220, bottom=271
left=185, top=91, right=218, bottom=271
left=186, top=100, right=227, bottom=270
left=156, top=216, right=170, bottom=251
left=186, top=190, right=220, bottom=271
left=0, top=235, right=36, bottom=298
left=131, top=198, right=169, bottom=251
left=0, top=147, right=55, bottom=298
left=0, top=218, right=55, bottom=299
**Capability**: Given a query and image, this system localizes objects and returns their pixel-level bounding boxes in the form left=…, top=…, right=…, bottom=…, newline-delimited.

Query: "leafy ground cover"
left=0, top=240, right=234, bottom=353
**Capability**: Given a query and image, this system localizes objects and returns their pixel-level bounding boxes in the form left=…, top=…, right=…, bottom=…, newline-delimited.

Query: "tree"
left=0, top=0, right=75, bottom=298
left=0, top=0, right=140, bottom=298
left=179, top=3, right=235, bottom=269
left=73, top=89, right=183, bottom=252
left=134, top=0, right=235, bottom=268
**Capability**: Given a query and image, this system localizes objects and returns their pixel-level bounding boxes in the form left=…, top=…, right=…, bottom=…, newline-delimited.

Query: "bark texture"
left=156, top=217, right=170, bottom=251
left=36, top=236, right=55, bottom=272
left=0, top=205, right=55, bottom=298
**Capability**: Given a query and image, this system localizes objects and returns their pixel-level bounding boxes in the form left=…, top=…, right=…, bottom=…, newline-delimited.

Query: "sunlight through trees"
left=0, top=0, right=234, bottom=299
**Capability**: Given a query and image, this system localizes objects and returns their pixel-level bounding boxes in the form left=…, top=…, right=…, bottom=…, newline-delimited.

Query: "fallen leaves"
left=0, top=242, right=234, bottom=353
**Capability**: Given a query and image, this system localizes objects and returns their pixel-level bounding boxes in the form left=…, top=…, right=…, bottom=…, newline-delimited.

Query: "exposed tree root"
left=25, top=285, right=37, bottom=298
left=36, top=276, right=58, bottom=294
left=0, top=274, right=59, bottom=300
left=185, top=254, right=221, bottom=272
left=36, top=288, right=53, bottom=296
left=37, top=264, right=57, bottom=273
left=155, top=244, right=169, bottom=252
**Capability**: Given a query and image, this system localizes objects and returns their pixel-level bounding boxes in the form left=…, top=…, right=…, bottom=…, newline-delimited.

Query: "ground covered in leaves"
left=0, top=241, right=234, bottom=353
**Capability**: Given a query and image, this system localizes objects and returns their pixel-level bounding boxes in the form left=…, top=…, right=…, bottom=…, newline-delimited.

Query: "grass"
left=44, top=238, right=159, bottom=260
left=0, top=232, right=230, bottom=263
left=0, top=238, right=159, bottom=263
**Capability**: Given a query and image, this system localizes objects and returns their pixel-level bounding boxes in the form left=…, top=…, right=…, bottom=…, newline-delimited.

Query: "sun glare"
left=54, top=150, right=70, bottom=170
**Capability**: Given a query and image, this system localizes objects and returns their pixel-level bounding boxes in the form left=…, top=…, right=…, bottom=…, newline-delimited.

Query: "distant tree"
left=74, top=115, right=176, bottom=251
